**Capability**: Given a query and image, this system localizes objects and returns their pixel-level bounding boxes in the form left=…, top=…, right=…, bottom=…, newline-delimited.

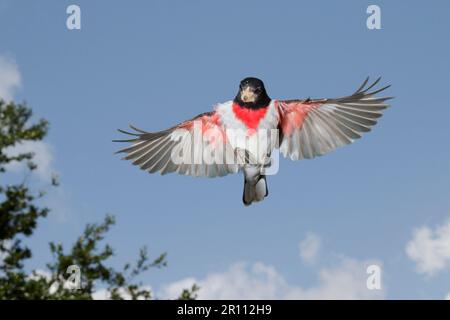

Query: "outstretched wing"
left=277, top=77, right=392, bottom=160
left=114, top=111, right=239, bottom=177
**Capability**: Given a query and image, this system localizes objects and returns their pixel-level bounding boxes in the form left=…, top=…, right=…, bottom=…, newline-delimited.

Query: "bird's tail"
left=242, top=166, right=269, bottom=206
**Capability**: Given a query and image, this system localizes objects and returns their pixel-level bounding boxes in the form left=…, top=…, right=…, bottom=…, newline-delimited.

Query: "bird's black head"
left=234, top=77, right=271, bottom=109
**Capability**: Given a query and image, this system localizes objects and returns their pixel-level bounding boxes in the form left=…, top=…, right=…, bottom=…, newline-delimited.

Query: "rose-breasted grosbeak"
left=115, top=77, right=391, bottom=206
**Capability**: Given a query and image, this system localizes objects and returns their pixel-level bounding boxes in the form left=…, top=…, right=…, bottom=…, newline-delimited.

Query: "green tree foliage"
left=0, top=99, right=197, bottom=299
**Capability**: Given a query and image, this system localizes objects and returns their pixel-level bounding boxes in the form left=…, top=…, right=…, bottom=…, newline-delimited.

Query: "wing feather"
left=277, top=77, right=391, bottom=160
left=114, top=111, right=239, bottom=177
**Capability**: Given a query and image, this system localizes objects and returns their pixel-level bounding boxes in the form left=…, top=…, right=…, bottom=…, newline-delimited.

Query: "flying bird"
left=114, top=77, right=392, bottom=206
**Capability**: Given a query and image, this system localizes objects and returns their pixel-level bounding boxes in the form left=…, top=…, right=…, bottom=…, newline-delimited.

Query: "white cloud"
left=0, top=55, right=55, bottom=182
left=92, top=286, right=152, bottom=300
left=406, top=218, right=450, bottom=276
left=28, top=269, right=52, bottom=281
left=299, top=233, right=321, bottom=264
left=445, top=293, right=450, bottom=300
left=0, top=54, right=67, bottom=221
left=160, top=259, right=385, bottom=300
left=4, top=140, right=72, bottom=222
left=0, top=240, right=12, bottom=265
left=0, top=55, right=21, bottom=101
left=92, top=288, right=114, bottom=300
left=4, top=140, right=56, bottom=182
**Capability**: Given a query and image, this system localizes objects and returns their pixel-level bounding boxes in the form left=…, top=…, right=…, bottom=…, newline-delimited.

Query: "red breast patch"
left=232, top=103, right=268, bottom=134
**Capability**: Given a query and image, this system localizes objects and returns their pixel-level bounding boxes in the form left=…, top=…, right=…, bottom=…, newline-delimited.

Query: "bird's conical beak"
left=241, top=87, right=256, bottom=103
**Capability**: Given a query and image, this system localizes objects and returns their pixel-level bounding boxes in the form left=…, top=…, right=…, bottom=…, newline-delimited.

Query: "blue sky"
left=1, top=0, right=450, bottom=299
